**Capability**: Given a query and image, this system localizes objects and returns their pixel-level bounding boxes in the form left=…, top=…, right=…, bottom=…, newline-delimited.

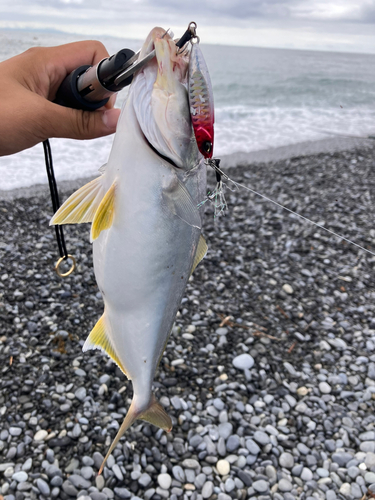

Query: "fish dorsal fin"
left=191, top=234, right=208, bottom=275
left=50, top=176, right=105, bottom=225
left=82, top=314, right=128, bottom=377
left=91, top=182, right=116, bottom=242
left=163, top=179, right=201, bottom=229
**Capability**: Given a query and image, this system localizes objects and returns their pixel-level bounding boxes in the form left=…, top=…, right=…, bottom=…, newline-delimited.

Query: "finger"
left=46, top=41, right=111, bottom=93
left=40, top=100, right=121, bottom=140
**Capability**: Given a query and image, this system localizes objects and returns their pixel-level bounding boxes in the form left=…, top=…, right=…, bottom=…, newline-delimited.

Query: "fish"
left=50, top=27, right=208, bottom=472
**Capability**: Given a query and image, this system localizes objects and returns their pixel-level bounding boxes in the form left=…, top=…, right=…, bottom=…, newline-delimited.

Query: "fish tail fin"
left=98, top=394, right=172, bottom=474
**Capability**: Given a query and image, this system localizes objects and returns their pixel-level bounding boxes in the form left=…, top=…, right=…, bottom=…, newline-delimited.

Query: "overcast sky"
left=1, top=0, right=375, bottom=53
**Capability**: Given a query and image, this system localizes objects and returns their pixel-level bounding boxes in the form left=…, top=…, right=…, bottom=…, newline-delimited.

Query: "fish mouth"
left=131, top=27, right=198, bottom=170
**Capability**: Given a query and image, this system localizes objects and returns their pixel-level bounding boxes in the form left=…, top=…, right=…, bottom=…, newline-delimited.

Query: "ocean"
left=0, top=28, right=375, bottom=191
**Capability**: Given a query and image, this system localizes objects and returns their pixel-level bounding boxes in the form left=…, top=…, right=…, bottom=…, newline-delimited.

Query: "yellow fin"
left=82, top=314, right=127, bottom=376
left=98, top=395, right=172, bottom=475
left=91, top=182, right=116, bottom=241
left=50, top=176, right=105, bottom=225
left=191, top=234, right=208, bottom=275
left=139, top=395, right=172, bottom=431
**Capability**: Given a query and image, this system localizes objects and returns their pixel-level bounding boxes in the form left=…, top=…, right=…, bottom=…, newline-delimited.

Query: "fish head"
left=132, top=27, right=201, bottom=171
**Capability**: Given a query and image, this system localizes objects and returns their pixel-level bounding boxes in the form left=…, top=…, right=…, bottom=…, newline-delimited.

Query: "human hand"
left=0, top=41, right=121, bottom=156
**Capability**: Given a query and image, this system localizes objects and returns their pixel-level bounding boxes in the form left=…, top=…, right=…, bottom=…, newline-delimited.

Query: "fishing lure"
left=188, top=36, right=215, bottom=159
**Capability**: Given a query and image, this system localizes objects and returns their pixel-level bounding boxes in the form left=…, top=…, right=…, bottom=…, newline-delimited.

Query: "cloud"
left=0, top=0, right=375, bottom=53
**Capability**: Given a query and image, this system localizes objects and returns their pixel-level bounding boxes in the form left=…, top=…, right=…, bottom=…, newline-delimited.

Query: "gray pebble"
left=278, top=478, right=293, bottom=492
left=36, top=478, right=50, bottom=497
left=253, top=430, right=270, bottom=445
left=114, top=487, right=131, bottom=498
left=202, top=481, right=214, bottom=498
left=226, top=435, right=240, bottom=452
left=172, top=466, right=185, bottom=482
left=279, top=452, right=294, bottom=469
left=233, top=353, right=254, bottom=370
left=253, top=479, right=269, bottom=493
left=219, top=422, right=233, bottom=439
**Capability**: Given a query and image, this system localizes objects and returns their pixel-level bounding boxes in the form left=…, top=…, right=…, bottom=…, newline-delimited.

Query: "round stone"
left=297, top=387, right=308, bottom=396
left=12, top=471, right=28, bottom=482
left=202, top=481, right=214, bottom=499
left=279, top=452, right=294, bottom=469
left=36, top=478, right=50, bottom=496
left=278, top=479, right=293, bottom=492
left=253, top=480, right=269, bottom=493
left=365, top=472, right=375, bottom=484
left=300, top=467, right=313, bottom=481
left=226, top=435, right=240, bottom=452
left=319, top=382, right=331, bottom=394
left=216, top=460, right=230, bottom=476
left=282, top=284, right=293, bottom=294
left=253, top=430, right=270, bottom=445
left=339, top=483, right=351, bottom=496
left=172, top=466, right=185, bottom=482
left=138, top=473, right=152, bottom=487
left=232, top=353, right=254, bottom=370
left=34, top=430, right=48, bottom=441
left=158, top=473, right=172, bottom=489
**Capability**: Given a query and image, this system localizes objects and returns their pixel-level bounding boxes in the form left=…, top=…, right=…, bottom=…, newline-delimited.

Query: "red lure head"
left=188, top=41, right=215, bottom=159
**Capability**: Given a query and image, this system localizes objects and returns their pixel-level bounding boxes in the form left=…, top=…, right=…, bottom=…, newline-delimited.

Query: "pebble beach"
left=1, top=140, right=375, bottom=500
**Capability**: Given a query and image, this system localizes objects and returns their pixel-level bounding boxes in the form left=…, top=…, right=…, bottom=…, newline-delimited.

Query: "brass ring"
left=55, top=255, right=76, bottom=278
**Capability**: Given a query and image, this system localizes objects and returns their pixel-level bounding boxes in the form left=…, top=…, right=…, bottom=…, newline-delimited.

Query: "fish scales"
left=51, top=27, right=208, bottom=472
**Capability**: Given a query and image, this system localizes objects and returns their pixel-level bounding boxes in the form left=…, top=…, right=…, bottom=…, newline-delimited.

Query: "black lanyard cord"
left=43, top=139, right=69, bottom=260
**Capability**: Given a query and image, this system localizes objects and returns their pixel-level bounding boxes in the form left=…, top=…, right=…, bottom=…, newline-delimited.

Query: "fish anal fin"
left=163, top=179, right=201, bottom=229
left=91, top=182, right=116, bottom=241
left=191, top=234, right=208, bottom=275
left=82, top=314, right=127, bottom=376
left=98, top=394, right=172, bottom=475
left=139, top=395, right=172, bottom=431
left=50, top=176, right=104, bottom=226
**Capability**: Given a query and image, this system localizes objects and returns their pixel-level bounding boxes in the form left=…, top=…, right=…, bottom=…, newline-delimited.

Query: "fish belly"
left=92, top=156, right=200, bottom=394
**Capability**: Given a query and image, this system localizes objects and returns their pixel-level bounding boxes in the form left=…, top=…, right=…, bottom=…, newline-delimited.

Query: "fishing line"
left=228, top=176, right=375, bottom=257
left=205, top=160, right=375, bottom=258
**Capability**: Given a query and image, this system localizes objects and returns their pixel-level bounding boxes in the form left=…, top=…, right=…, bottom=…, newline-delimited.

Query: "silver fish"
left=51, top=27, right=207, bottom=472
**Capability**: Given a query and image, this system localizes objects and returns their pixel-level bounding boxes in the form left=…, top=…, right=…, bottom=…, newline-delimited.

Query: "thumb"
left=42, top=103, right=121, bottom=140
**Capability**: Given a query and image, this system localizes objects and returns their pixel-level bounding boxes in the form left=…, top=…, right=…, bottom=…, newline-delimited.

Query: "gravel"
left=1, top=143, right=375, bottom=499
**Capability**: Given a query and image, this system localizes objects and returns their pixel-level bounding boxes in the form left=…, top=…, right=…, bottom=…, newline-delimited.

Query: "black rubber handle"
left=54, top=65, right=109, bottom=111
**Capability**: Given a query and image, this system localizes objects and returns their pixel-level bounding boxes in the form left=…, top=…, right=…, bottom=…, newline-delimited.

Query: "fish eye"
left=203, top=141, right=212, bottom=153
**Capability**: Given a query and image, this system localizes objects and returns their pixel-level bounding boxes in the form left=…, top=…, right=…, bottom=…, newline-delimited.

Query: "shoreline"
left=0, top=135, right=373, bottom=202
left=1, top=142, right=375, bottom=499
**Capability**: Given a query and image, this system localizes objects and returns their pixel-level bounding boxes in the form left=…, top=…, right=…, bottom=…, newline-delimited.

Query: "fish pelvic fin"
left=99, top=394, right=172, bottom=475
left=50, top=176, right=105, bottom=226
left=90, top=181, right=116, bottom=242
left=82, top=314, right=128, bottom=377
left=191, top=234, right=208, bottom=275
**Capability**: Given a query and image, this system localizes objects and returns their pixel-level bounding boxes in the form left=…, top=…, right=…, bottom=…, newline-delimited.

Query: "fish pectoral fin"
left=91, top=181, right=116, bottom=241
left=82, top=314, right=128, bottom=377
left=191, top=234, right=208, bottom=275
left=50, top=176, right=105, bottom=226
left=139, top=395, right=173, bottom=431
left=163, top=179, right=201, bottom=229
left=98, top=394, right=172, bottom=474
